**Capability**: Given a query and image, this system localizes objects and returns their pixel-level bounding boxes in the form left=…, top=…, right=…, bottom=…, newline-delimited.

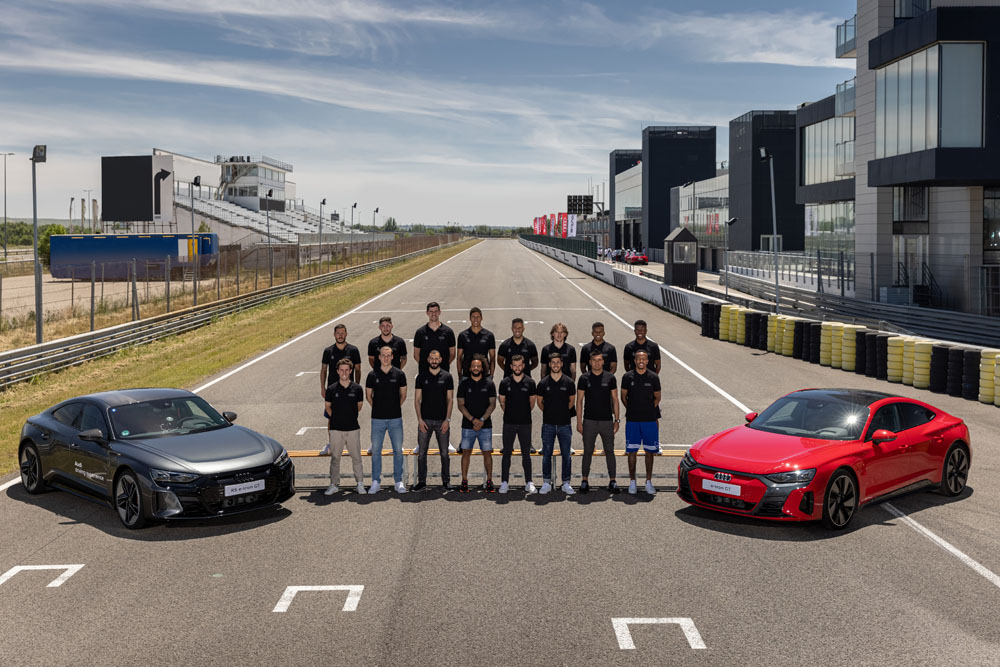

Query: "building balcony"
left=835, top=78, right=856, bottom=117
left=836, top=15, right=856, bottom=59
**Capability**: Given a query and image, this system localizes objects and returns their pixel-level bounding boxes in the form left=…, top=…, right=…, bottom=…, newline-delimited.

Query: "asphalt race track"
left=2, top=240, right=999, bottom=666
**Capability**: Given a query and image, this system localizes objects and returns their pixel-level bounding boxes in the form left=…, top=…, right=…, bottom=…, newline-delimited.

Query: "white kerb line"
left=194, top=243, right=478, bottom=393
left=527, top=248, right=751, bottom=413
left=0, top=477, right=20, bottom=493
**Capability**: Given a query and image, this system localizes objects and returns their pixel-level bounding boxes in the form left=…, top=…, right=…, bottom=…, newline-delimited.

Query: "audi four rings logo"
left=235, top=472, right=253, bottom=483
left=714, top=472, right=732, bottom=481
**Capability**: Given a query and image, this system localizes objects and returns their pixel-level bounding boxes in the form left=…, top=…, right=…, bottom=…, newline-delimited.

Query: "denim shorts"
left=460, top=427, right=493, bottom=451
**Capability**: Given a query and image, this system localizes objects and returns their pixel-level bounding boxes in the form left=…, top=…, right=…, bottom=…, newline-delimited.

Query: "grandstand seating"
left=179, top=196, right=354, bottom=243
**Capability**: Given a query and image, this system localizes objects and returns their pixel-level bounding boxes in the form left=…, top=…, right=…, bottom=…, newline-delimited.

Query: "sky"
left=0, top=0, right=857, bottom=228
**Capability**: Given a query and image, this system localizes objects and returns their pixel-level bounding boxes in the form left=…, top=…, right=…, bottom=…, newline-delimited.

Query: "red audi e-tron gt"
left=677, top=389, right=971, bottom=529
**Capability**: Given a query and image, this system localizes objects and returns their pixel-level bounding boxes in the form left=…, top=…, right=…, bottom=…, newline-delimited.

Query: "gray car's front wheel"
left=115, top=471, right=148, bottom=529
left=20, top=444, right=47, bottom=494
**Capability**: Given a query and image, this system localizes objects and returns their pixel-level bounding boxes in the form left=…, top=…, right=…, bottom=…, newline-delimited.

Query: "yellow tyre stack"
left=782, top=317, right=796, bottom=357
left=980, top=350, right=1000, bottom=404
left=886, top=336, right=905, bottom=383
left=913, top=341, right=933, bottom=389
left=736, top=307, right=747, bottom=345
left=774, top=316, right=787, bottom=355
left=841, top=325, right=862, bottom=372
left=729, top=306, right=741, bottom=344
left=830, top=323, right=845, bottom=369
left=819, top=322, right=833, bottom=367
left=902, top=338, right=916, bottom=386
left=995, top=354, right=1000, bottom=407
left=767, top=314, right=778, bottom=352
left=720, top=305, right=732, bottom=342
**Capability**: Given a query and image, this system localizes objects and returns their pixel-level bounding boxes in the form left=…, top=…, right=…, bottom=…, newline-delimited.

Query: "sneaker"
left=628, top=480, right=637, bottom=495
left=459, top=480, right=470, bottom=493
left=561, top=482, right=576, bottom=495
left=412, top=481, right=426, bottom=491
left=323, top=484, right=339, bottom=496
left=319, top=444, right=331, bottom=456
left=485, top=480, right=496, bottom=493
left=368, top=481, right=381, bottom=494
left=645, top=480, right=656, bottom=495
left=539, top=482, right=552, bottom=495
left=356, top=483, right=366, bottom=494
left=448, top=443, right=457, bottom=453
left=524, top=481, right=537, bottom=495
left=499, top=481, right=509, bottom=494
left=580, top=480, right=590, bottom=493
left=570, top=447, right=576, bottom=454
left=530, top=447, right=538, bottom=454
left=394, top=481, right=408, bottom=494
left=412, top=445, right=420, bottom=455
left=608, top=481, right=620, bottom=494
left=442, top=482, right=452, bottom=491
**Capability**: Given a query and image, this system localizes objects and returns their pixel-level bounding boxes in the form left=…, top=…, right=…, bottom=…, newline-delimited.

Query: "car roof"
left=787, top=388, right=898, bottom=407
left=73, top=388, right=196, bottom=408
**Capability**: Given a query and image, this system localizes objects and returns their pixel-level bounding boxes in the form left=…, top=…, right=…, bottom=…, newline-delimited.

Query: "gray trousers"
left=329, top=429, right=364, bottom=484
left=582, top=419, right=616, bottom=478
left=416, top=418, right=451, bottom=483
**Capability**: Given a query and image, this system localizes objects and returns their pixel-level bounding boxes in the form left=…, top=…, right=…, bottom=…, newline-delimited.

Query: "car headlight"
left=766, top=468, right=816, bottom=484
left=682, top=451, right=697, bottom=468
left=274, top=449, right=289, bottom=466
left=149, top=468, right=200, bottom=484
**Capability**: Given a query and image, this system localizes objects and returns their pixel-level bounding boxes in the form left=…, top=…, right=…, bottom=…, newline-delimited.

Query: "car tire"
left=821, top=469, right=858, bottom=530
left=938, top=443, right=970, bottom=497
left=19, top=443, right=48, bottom=494
left=114, top=470, right=148, bottom=529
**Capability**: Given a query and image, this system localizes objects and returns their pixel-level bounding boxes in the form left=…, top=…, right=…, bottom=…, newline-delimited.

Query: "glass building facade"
left=802, top=116, right=855, bottom=185
left=986, top=188, right=1000, bottom=253
left=614, top=163, right=643, bottom=222
left=804, top=201, right=855, bottom=254
left=678, top=173, right=730, bottom=248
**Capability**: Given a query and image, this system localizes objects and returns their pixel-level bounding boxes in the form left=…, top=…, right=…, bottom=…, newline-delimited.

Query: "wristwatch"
left=614, top=419, right=621, bottom=423
left=443, top=418, right=450, bottom=422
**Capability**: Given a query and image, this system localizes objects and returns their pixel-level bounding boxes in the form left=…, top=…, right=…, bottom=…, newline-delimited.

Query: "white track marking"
left=295, top=426, right=326, bottom=436
left=0, top=564, right=85, bottom=588
left=0, top=478, right=20, bottom=493
left=194, top=244, right=477, bottom=393
left=612, top=617, right=706, bottom=650
left=883, top=503, right=1000, bottom=590
left=272, top=585, right=364, bottom=612
left=295, top=371, right=319, bottom=377
left=527, top=249, right=751, bottom=413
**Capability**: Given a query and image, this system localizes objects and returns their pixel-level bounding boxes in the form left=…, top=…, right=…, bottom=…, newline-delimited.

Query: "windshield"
left=109, top=396, right=230, bottom=439
left=747, top=395, right=870, bottom=441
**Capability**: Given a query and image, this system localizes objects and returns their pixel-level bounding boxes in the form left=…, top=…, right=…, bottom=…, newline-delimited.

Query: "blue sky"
left=0, top=0, right=856, bottom=227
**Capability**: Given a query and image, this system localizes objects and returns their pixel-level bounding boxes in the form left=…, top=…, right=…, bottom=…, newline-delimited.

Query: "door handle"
left=69, top=443, right=80, bottom=449
left=39, top=432, right=50, bottom=440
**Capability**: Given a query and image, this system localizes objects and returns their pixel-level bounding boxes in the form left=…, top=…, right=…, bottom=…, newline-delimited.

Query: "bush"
left=38, top=224, right=66, bottom=266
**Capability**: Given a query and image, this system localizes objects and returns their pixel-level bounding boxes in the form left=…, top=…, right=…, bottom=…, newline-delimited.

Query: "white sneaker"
left=323, top=484, right=338, bottom=495
left=561, top=482, right=576, bottom=495
left=570, top=447, right=576, bottom=454
left=356, top=483, right=366, bottom=494
left=368, top=481, right=380, bottom=494
left=394, top=481, right=408, bottom=494
left=539, top=482, right=552, bottom=495
left=319, top=444, right=331, bottom=456
left=448, top=443, right=457, bottom=453
left=524, top=481, right=537, bottom=495
left=628, top=480, right=638, bottom=495
left=499, top=481, right=509, bottom=494
left=412, top=445, right=420, bottom=455
left=645, top=480, right=656, bottom=495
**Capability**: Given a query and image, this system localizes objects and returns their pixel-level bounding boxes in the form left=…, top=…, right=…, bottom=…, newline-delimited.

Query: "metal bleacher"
left=184, top=196, right=356, bottom=243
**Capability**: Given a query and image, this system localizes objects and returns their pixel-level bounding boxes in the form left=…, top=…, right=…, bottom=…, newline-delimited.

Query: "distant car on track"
left=18, top=388, right=295, bottom=528
left=678, top=389, right=971, bottom=529
left=625, top=250, right=648, bottom=265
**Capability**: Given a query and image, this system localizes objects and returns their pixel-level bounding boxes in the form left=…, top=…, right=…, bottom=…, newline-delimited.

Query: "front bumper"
left=149, top=461, right=295, bottom=519
left=677, top=459, right=818, bottom=521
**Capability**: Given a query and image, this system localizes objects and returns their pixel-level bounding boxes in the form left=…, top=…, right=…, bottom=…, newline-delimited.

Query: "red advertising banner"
left=558, top=212, right=568, bottom=239
left=550, top=213, right=556, bottom=236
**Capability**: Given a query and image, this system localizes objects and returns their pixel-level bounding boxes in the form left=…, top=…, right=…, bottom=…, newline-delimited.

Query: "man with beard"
left=367, top=316, right=408, bottom=370
left=579, top=321, right=618, bottom=374
left=319, top=323, right=362, bottom=456
left=498, top=354, right=537, bottom=495
left=623, top=319, right=661, bottom=373
left=620, top=349, right=661, bottom=495
left=536, top=353, right=576, bottom=495
left=413, top=349, right=455, bottom=491
left=498, top=318, right=539, bottom=378
left=456, top=354, right=497, bottom=493
left=576, top=350, right=620, bottom=493
left=366, top=345, right=408, bottom=494
left=457, top=307, right=496, bottom=379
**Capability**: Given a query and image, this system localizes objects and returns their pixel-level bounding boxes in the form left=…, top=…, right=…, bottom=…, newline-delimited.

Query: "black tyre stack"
left=875, top=334, right=890, bottom=380
left=865, top=332, right=879, bottom=378
left=809, top=322, right=823, bottom=364
left=946, top=347, right=965, bottom=397
left=757, top=314, right=769, bottom=351
left=929, top=344, right=950, bottom=394
left=854, top=329, right=868, bottom=375
left=962, top=349, right=980, bottom=400
left=792, top=320, right=805, bottom=359
left=801, top=321, right=812, bottom=361
left=711, top=303, right=721, bottom=339
left=700, top=302, right=712, bottom=337
left=744, top=312, right=754, bottom=347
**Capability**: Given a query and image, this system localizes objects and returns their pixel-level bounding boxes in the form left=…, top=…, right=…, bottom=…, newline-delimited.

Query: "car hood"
left=690, top=425, right=848, bottom=475
left=114, top=425, right=281, bottom=475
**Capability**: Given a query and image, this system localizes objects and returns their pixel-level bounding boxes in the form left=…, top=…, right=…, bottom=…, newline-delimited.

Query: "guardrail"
left=0, top=241, right=465, bottom=390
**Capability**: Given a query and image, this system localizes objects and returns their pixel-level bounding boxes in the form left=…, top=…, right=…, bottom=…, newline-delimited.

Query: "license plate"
left=224, top=479, right=265, bottom=497
left=702, top=479, right=741, bottom=497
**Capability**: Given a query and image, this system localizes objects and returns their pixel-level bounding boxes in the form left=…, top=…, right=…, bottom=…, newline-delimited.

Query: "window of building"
left=896, top=0, right=929, bottom=20
left=940, top=43, right=984, bottom=148
left=893, top=187, right=928, bottom=222
left=805, top=201, right=855, bottom=254
left=985, top=188, right=1000, bottom=252
left=802, top=117, right=854, bottom=185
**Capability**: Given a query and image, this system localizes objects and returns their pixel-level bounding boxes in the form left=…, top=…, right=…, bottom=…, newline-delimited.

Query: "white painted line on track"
left=295, top=371, right=319, bottom=377
left=612, top=617, right=706, bottom=650
left=0, top=477, right=20, bottom=493
left=353, top=307, right=600, bottom=313
left=883, top=503, right=1000, bottom=590
left=273, top=585, right=364, bottom=612
left=526, top=249, right=751, bottom=413
left=194, top=244, right=478, bottom=394
left=0, top=564, right=85, bottom=588
left=296, top=426, right=326, bottom=435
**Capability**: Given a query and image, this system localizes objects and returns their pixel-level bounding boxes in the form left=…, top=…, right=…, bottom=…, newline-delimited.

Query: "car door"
left=48, top=403, right=83, bottom=484
left=895, top=402, right=939, bottom=478
left=863, top=403, right=924, bottom=496
left=67, top=404, right=113, bottom=499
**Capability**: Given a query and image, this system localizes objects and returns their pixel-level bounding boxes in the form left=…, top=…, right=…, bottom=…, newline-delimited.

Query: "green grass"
left=0, top=240, right=478, bottom=476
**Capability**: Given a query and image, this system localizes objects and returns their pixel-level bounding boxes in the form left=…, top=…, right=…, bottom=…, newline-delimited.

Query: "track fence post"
left=166, top=255, right=171, bottom=312
left=90, top=261, right=95, bottom=331
left=217, top=253, right=221, bottom=300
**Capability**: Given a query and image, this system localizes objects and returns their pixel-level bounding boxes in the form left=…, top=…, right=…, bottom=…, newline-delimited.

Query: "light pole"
left=191, top=175, right=200, bottom=305
left=372, top=207, right=378, bottom=261
left=350, top=202, right=357, bottom=265
left=2, top=151, right=12, bottom=261
left=83, top=189, right=93, bottom=232
left=265, top=188, right=274, bottom=285
left=759, top=147, right=781, bottom=313
left=319, top=198, right=326, bottom=241
left=724, top=217, right=738, bottom=299
left=31, top=145, right=46, bottom=344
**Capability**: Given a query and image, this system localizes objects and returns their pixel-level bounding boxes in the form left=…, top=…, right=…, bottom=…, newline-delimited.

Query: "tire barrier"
left=809, top=322, right=822, bottom=364
left=792, top=320, right=805, bottom=359
left=947, top=347, right=965, bottom=397
left=819, top=322, right=833, bottom=367
left=841, top=325, right=864, bottom=372
left=830, top=322, right=845, bottom=369
left=734, top=307, right=746, bottom=345
left=766, top=314, right=777, bottom=352
left=865, top=332, right=879, bottom=377
left=901, top=338, right=915, bottom=386
left=980, top=349, right=1000, bottom=404
left=876, top=334, right=890, bottom=380
left=757, top=313, right=769, bottom=351
left=962, top=348, right=980, bottom=401
left=995, top=354, right=1000, bottom=407
left=930, top=344, right=950, bottom=393
left=743, top=311, right=753, bottom=348
left=700, top=302, right=712, bottom=337
left=781, top=317, right=796, bottom=357
left=854, top=329, right=868, bottom=375
left=720, top=305, right=733, bottom=342
left=886, top=336, right=905, bottom=384
left=913, top=341, right=932, bottom=390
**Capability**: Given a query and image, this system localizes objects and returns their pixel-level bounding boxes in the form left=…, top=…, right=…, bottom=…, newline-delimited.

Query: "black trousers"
left=501, top=423, right=533, bottom=483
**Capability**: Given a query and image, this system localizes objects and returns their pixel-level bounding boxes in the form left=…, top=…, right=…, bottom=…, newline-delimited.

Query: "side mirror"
left=872, top=429, right=897, bottom=445
left=745, top=412, right=759, bottom=423
left=78, top=428, right=107, bottom=445
left=223, top=411, right=237, bottom=423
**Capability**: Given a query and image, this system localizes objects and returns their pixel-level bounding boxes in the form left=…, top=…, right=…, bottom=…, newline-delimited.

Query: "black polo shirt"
left=497, top=336, right=539, bottom=377
left=498, top=375, right=536, bottom=425
left=623, top=338, right=661, bottom=370
left=365, top=366, right=407, bottom=419
left=457, top=327, right=496, bottom=376
left=456, top=375, right=496, bottom=429
left=325, top=381, right=364, bottom=431
left=621, top=369, right=661, bottom=422
left=577, top=371, right=617, bottom=421
left=580, top=340, right=618, bottom=374
left=540, top=341, right=577, bottom=376
left=321, top=343, right=362, bottom=384
left=537, top=373, right=575, bottom=425
left=413, top=323, right=456, bottom=373
left=368, top=335, right=408, bottom=368
left=415, top=369, right=453, bottom=421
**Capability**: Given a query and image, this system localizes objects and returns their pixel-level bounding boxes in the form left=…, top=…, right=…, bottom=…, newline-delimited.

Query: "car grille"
left=176, top=463, right=291, bottom=517
left=694, top=491, right=756, bottom=512
left=755, top=499, right=786, bottom=517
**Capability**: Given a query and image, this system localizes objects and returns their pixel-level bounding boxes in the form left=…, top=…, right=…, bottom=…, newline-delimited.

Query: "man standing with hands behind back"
left=413, top=349, right=455, bottom=491
left=620, top=349, right=661, bottom=495
left=366, top=345, right=408, bottom=494
left=457, top=307, right=496, bottom=380
left=456, top=355, right=497, bottom=493
left=324, top=358, right=366, bottom=496
left=319, top=323, right=362, bottom=456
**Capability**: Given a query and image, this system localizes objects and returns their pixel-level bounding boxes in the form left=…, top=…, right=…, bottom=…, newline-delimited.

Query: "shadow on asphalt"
left=673, top=485, right=975, bottom=541
left=300, top=484, right=656, bottom=505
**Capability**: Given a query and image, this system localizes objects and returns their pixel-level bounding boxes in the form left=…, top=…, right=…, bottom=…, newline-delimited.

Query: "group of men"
left=319, top=302, right=664, bottom=498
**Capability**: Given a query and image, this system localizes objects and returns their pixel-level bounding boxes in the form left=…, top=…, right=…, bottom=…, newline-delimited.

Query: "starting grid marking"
left=273, top=585, right=364, bottom=613
left=612, top=617, right=706, bottom=650
left=0, top=564, right=85, bottom=588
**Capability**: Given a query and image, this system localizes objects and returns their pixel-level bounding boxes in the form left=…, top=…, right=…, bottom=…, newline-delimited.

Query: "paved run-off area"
left=2, top=240, right=999, bottom=666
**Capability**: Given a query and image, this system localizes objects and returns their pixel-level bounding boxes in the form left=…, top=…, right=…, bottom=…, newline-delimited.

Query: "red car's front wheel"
left=822, top=470, right=858, bottom=530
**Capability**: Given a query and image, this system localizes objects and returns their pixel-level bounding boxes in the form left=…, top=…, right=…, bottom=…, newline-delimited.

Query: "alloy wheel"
left=116, top=475, right=141, bottom=526
left=827, top=474, right=857, bottom=528
left=945, top=448, right=969, bottom=496
left=20, top=448, right=40, bottom=490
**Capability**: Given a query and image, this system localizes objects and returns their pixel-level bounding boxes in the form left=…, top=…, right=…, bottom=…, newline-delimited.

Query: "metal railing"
left=518, top=234, right=597, bottom=259
left=836, top=15, right=856, bottom=58
left=726, top=250, right=855, bottom=296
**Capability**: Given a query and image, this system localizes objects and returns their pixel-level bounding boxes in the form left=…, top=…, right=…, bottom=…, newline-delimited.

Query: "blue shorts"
left=460, top=427, right=493, bottom=452
left=625, top=421, right=660, bottom=454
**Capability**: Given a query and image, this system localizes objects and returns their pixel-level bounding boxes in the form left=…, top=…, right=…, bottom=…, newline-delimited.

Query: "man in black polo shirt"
left=536, top=353, right=576, bottom=495
left=498, top=354, right=537, bottom=495
left=620, top=349, right=661, bottom=495
left=413, top=349, right=454, bottom=491
left=580, top=321, right=618, bottom=374
left=365, top=345, right=408, bottom=494
left=623, top=319, right=661, bottom=373
left=367, top=316, right=408, bottom=370
left=576, top=350, right=620, bottom=494
left=540, top=322, right=577, bottom=380
left=324, top=358, right=366, bottom=496
left=457, top=307, right=496, bottom=379
left=456, top=355, right=497, bottom=493
left=498, top=318, right=539, bottom=378
left=413, top=301, right=456, bottom=373
left=319, top=323, right=363, bottom=455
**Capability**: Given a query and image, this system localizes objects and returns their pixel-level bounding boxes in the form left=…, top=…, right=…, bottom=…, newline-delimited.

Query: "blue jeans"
left=370, top=417, right=404, bottom=484
left=540, top=423, right=572, bottom=484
